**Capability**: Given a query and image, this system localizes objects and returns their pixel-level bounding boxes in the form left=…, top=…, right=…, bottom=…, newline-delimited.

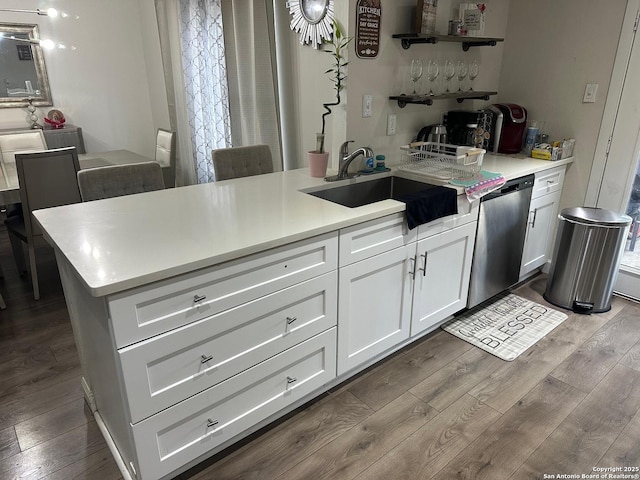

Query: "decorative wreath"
left=44, top=109, right=66, bottom=128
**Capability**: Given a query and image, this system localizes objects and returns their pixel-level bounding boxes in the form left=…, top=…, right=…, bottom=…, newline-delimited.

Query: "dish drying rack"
left=400, top=142, right=485, bottom=180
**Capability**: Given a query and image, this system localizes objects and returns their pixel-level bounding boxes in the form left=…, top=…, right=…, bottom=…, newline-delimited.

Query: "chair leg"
left=0, top=264, right=5, bottom=309
left=630, top=220, right=640, bottom=252
left=28, top=243, right=39, bottom=300
left=7, top=231, right=27, bottom=277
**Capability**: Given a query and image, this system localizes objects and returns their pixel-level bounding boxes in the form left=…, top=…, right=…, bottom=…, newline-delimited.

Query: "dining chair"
left=77, top=162, right=165, bottom=202
left=0, top=130, right=47, bottom=169
left=155, top=128, right=176, bottom=188
left=4, top=147, right=82, bottom=300
left=212, top=144, right=273, bottom=181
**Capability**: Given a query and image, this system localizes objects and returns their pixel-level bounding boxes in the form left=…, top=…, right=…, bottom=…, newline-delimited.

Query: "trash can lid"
left=560, top=207, right=632, bottom=226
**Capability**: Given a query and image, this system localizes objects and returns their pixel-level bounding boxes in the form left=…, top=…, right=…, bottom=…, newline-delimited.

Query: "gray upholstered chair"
left=212, top=144, right=273, bottom=181
left=77, top=162, right=165, bottom=202
left=4, top=147, right=82, bottom=300
left=155, top=128, right=176, bottom=188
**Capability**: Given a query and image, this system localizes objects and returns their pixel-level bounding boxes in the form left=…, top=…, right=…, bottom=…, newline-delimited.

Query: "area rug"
left=442, top=293, right=568, bottom=361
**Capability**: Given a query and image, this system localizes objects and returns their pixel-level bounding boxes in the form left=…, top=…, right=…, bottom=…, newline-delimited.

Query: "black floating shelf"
left=389, top=91, right=498, bottom=108
left=392, top=33, right=504, bottom=51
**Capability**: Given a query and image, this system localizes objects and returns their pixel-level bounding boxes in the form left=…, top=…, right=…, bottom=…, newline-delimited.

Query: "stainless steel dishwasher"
left=467, top=174, right=534, bottom=308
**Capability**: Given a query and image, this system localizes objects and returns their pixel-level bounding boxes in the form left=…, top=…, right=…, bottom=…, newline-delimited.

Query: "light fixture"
left=0, top=34, right=58, bottom=50
left=0, top=8, right=59, bottom=17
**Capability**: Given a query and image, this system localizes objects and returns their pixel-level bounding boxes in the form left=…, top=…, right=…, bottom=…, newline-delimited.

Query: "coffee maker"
left=489, top=103, right=528, bottom=154
left=443, top=109, right=495, bottom=150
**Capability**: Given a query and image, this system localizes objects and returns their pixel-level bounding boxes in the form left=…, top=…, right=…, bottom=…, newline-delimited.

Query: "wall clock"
left=286, top=0, right=334, bottom=48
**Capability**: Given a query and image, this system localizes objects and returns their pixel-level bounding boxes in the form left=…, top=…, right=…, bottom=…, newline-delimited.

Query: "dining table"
left=0, top=149, right=157, bottom=205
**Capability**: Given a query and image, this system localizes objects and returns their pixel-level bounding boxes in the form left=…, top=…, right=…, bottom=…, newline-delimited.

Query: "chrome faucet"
left=335, top=141, right=374, bottom=180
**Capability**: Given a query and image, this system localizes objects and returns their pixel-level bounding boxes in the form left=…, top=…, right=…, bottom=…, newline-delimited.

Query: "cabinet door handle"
left=206, top=418, right=219, bottom=428
left=193, top=294, right=207, bottom=303
left=530, top=208, right=538, bottom=228
left=201, top=354, right=213, bottom=364
left=409, top=255, right=417, bottom=280
left=419, top=253, right=427, bottom=277
left=286, top=316, right=297, bottom=325
left=286, top=376, right=297, bottom=384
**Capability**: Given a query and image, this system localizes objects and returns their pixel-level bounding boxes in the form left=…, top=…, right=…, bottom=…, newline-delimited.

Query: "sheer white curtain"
left=156, top=0, right=282, bottom=184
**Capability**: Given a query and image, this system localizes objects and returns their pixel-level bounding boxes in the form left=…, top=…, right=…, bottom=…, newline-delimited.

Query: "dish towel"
left=450, top=170, right=506, bottom=201
left=396, top=186, right=458, bottom=230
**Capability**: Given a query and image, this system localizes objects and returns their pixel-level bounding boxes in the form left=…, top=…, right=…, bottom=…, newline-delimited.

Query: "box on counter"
left=560, top=138, right=575, bottom=158
left=531, top=143, right=561, bottom=161
left=530, top=138, right=575, bottom=161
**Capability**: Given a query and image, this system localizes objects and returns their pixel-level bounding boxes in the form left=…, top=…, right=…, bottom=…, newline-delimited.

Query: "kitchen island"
left=34, top=153, right=573, bottom=480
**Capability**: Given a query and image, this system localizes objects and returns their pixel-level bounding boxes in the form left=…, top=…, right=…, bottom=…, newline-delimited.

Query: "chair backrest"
left=77, top=162, right=165, bottom=202
left=15, top=147, right=82, bottom=238
left=212, top=144, right=273, bottom=181
left=0, top=130, right=47, bottom=166
left=155, top=128, right=176, bottom=187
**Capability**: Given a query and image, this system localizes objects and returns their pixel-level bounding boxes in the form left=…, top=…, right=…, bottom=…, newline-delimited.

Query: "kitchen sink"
left=306, top=175, right=437, bottom=208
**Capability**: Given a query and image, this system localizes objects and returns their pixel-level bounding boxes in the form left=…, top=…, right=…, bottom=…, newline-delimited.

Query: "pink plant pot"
left=308, top=151, right=329, bottom=178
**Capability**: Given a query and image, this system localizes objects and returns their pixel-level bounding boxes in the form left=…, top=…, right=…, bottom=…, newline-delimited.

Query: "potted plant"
left=308, top=20, right=353, bottom=177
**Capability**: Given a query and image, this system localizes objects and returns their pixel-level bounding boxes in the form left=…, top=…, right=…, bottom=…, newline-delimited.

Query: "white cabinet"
left=119, top=273, right=337, bottom=423
left=337, top=206, right=479, bottom=375
left=337, top=244, right=414, bottom=375
left=132, top=329, right=336, bottom=480
left=109, top=233, right=338, bottom=348
left=520, top=165, right=566, bottom=279
left=411, top=222, right=477, bottom=336
left=58, top=232, right=339, bottom=480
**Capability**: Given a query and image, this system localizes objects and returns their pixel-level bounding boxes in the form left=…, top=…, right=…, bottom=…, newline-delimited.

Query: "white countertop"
left=33, top=154, right=573, bottom=297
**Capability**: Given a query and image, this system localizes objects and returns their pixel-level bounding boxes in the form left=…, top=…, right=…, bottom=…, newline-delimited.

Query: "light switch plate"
left=387, top=114, right=396, bottom=136
left=362, top=94, right=372, bottom=118
left=583, top=83, right=598, bottom=103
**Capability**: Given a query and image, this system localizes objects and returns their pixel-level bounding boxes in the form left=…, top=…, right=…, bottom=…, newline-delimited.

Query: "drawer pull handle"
left=419, top=253, right=427, bottom=277
left=286, top=376, right=297, bottom=384
left=201, top=354, right=213, bottom=364
left=530, top=208, right=538, bottom=228
left=193, top=294, right=207, bottom=303
left=206, top=418, right=219, bottom=428
left=286, top=316, right=297, bottom=325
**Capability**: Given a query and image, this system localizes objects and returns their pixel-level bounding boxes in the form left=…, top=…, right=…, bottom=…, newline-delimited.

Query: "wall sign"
left=355, top=0, right=381, bottom=58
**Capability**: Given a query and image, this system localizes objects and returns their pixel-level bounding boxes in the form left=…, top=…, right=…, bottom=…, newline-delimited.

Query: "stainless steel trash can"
left=544, top=207, right=632, bottom=313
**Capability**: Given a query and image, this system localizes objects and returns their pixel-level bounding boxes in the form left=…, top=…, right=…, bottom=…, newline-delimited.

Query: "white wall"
left=0, top=0, right=169, bottom=158
left=498, top=0, right=627, bottom=210
left=0, top=0, right=628, bottom=202
left=289, top=0, right=510, bottom=170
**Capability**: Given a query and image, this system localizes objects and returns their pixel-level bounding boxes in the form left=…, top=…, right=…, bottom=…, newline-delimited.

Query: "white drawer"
left=119, top=272, right=337, bottom=423
left=532, top=165, right=566, bottom=199
left=109, top=232, right=338, bottom=348
left=339, top=213, right=415, bottom=266
left=131, top=328, right=336, bottom=480
left=417, top=196, right=479, bottom=240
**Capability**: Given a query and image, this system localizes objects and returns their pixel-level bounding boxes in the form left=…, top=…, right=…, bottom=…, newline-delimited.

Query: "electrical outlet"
left=387, top=114, right=397, bottom=136
left=362, top=94, right=372, bottom=118
left=583, top=83, right=598, bottom=103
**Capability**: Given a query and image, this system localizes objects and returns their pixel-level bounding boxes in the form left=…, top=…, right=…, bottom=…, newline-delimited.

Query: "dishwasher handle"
left=481, top=174, right=534, bottom=201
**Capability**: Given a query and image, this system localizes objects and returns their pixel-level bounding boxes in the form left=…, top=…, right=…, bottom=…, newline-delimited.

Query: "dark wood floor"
left=1, top=225, right=639, bottom=480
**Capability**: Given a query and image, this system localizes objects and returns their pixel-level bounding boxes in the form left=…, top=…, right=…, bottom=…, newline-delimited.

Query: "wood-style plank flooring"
left=1, top=225, right=639, bottom=480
